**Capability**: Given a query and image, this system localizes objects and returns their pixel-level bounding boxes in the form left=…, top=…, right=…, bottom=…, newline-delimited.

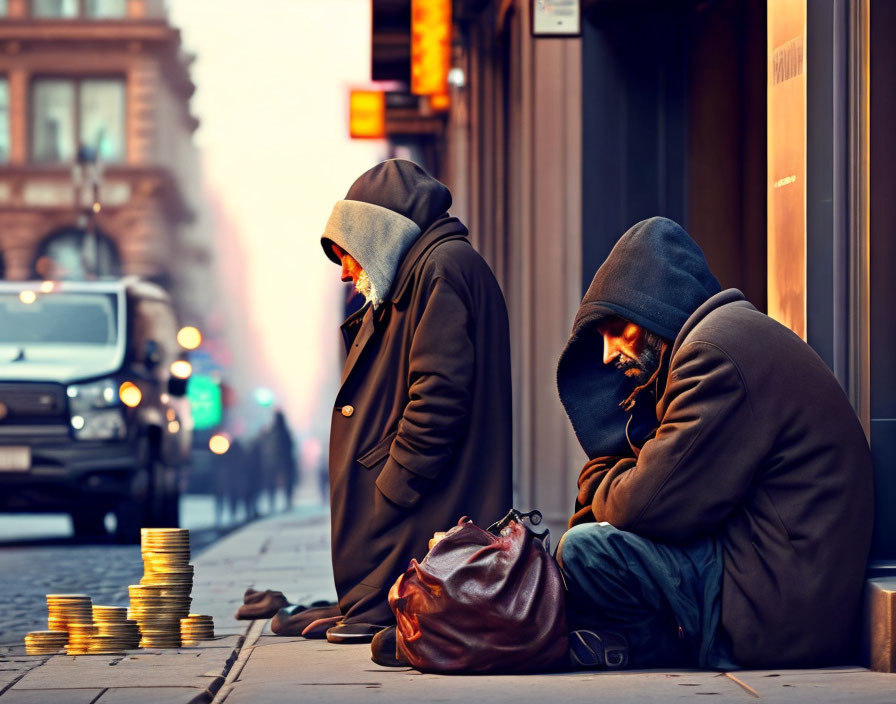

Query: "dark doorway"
left=580, top=0, right=767, bottom=308
left=869, top=0, right=896, bottom=564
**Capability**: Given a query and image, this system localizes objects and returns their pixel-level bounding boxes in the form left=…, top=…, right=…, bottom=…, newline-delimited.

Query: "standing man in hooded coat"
left=301, top=159, right=512, bottom=643
left=555, top=217, right=873, bottom=670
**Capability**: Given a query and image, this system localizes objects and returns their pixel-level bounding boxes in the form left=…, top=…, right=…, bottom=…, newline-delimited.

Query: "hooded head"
left=557, top=216, right=722, bottom=458
left=321, top=159, right=452, bottom=306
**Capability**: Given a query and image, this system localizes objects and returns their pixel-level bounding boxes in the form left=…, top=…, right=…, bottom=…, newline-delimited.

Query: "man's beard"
left=355, top=270, right=381, bottom=307
left=614, top=331, right=664, bottom=382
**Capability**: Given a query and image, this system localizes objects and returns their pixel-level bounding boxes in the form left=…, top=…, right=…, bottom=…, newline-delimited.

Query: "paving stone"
left=726, top=668, right=896, bottom=702
left=0, top=689, right=104, bottom=703
left=96, top=686, right=208, bottom=704
left=11, top=645, right=232, bottom=690
left=224, top=670, right=749, bottom=704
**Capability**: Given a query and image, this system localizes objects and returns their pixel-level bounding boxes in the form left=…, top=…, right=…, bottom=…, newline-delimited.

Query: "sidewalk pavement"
left=2, top=506, right=895, bottom=704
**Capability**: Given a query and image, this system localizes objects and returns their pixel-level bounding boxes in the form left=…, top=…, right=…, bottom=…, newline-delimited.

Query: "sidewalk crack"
left=724, top=672, right=761, bottom=698
left=88, top=687, right=108, bottom=704
left=210, top=619, right=265, bottom=704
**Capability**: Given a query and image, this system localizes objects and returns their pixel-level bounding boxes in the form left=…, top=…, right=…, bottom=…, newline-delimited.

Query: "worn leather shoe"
left=235, top=589, right=290, bottom=620
left=370, top=626, right=410, bottom=667
left=325, top=622, right=389, bottom=644
left=271, top=603, right=342, bottom=636
left=568, top=630, right=629, bottom=669
left=301, top=615, right=343, bottom=639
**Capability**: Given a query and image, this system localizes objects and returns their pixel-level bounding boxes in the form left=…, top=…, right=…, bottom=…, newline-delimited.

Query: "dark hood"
left=557, top=216, right=721, bottom=459
left=344, top=158, right=451, bottom=232
left=321, top=159, right=453, bottom=303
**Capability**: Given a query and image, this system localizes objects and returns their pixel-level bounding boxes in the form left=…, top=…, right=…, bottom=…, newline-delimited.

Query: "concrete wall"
left=448, top=1, right=584, bottom=536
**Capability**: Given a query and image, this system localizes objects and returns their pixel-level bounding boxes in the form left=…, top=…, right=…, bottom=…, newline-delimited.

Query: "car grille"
left=0, top=382, right=68, bottom=426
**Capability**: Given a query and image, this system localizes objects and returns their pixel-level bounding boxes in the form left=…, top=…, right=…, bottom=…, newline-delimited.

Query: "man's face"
left=331, top=243, right=363, bottom=286
left=596, top=317, right=658, bottom=381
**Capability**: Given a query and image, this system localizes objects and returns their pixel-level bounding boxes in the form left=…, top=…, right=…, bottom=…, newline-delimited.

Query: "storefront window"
left=34, top=228, right=121, bottom=280
left=32, top=78, right=125, bottom=163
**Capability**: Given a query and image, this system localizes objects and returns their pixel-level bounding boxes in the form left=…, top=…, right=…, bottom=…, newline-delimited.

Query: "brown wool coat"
left=572, top=289, right=874, bottom=667
left=328, top=222, right=513, bottom=625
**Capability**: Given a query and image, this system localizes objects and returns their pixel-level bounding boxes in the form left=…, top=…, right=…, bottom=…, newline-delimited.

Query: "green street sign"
left=187, top=374, right=223, bottom=430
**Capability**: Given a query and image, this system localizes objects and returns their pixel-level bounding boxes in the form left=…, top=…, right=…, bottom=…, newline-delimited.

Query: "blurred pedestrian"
left=269, top=411, right=298, bottom=508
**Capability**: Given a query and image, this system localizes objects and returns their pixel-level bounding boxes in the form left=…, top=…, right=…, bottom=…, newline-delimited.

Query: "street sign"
left=349, top=89, right=386, bottom=139
left=186, top=374, right=222, bottom=430
left=411, top=0, right=452, bottom=96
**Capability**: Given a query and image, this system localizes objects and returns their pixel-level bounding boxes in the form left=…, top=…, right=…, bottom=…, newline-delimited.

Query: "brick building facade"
left=0, top=0, right=212, bottom=325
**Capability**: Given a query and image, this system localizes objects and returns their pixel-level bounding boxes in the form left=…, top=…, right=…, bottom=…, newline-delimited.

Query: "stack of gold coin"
left=135, top=528, right=193, bottom=648
left=128, top=584, right=190, bottom=648
left=46, top=594, right=93, bottom=633
left=140, top=564, right=193, bottom=597
left=141, top=528, right=193, bottom=598
left=24, top=631, right=68, bottom=655
left=141, top=528, right=190, bottom=570
left=64, top=623, right=96, bottom=655
left=91, top=605, right=140, bottom=653
left=180, top=614, right=214, bottom=645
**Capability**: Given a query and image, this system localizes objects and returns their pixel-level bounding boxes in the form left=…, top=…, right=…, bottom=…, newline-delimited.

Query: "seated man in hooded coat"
left=556, top=216, right=873, bottom=670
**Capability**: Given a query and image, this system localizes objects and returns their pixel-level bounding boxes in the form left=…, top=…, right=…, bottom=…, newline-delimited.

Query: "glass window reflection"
left=32, top=0, right=79, bottom=18
left=80, top=80, right=125, bottom=161
left=31, top=78, right=125, bottom=163
left=0, top=80, right=9, bottom=163
left=85, top=0, right=126, bottom=18
left=32, top=80, right=75, bottom=162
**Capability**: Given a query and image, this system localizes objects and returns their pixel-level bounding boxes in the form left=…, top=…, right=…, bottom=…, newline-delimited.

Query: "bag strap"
left=486, top=509, right=552, bottom=551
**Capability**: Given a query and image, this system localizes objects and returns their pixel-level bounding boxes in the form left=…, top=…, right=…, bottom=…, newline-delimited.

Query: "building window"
left=86, top=0, right=126, bottom=18
left=34, top=227, right=121, bottom=280
left=32, top=78, right=125, bottom=163
left=0, top=79, right=9, bottom=163
left=32, top=0, right=126, bottom=18
left=32, top=0, right=78, bottom=17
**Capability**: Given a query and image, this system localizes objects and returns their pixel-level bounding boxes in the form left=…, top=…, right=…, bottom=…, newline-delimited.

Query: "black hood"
left=557, top=217, right=721, bottom=458
left=320, top=159, right=453, bottom=304
left=347, top=159, right=450, bottom=231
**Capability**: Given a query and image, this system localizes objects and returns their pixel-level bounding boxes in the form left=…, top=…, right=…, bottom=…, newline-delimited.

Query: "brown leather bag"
left=388, top=510, right=568, bottom=673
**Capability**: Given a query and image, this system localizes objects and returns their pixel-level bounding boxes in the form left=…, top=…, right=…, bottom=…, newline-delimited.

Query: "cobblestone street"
left=0, top=543, right=143, bottom=646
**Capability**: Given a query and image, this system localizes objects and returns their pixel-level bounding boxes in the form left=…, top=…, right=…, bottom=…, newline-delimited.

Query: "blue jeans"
left=556, top=522, right=736, bottom=669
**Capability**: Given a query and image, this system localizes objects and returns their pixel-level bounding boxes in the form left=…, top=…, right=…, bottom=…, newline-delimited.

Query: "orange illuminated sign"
left=411, top=0, right=452, bottom=96
left=430, top=92, right=451, bottom=112
left=349, top=89, right=386, bottom=139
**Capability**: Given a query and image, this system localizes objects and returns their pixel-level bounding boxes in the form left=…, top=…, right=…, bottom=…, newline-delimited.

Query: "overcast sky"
left=168, top=0, right=387, bottom=441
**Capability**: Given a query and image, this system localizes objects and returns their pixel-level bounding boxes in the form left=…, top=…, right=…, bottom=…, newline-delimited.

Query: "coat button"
left=341, top=405, right=354, bottom=417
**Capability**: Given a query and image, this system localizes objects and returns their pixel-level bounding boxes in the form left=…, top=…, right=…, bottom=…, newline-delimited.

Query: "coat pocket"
left=357, top=430, right=397, bottom=470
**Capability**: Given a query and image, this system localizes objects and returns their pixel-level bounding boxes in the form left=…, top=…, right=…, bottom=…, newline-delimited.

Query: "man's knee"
left=556, top=522, right=623, bottom=572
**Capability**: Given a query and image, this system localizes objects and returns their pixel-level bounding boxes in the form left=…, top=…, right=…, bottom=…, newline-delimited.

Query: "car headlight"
left=67, top=378, right=129, bottom=440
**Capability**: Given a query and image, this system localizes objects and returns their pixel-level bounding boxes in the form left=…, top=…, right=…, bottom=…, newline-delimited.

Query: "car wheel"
left=70, top=509, right=108, bottom=539
left=114, top=497, right=143, bottom=543
left=147, top=461, right=180, bottom=528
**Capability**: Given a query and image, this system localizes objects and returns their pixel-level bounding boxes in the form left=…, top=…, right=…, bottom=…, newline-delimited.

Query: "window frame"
left=30, top=0, right=127, bottom=19
left=0, top=75, right=9, bottom=164
left=29, top=75, right=127, bottom=164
